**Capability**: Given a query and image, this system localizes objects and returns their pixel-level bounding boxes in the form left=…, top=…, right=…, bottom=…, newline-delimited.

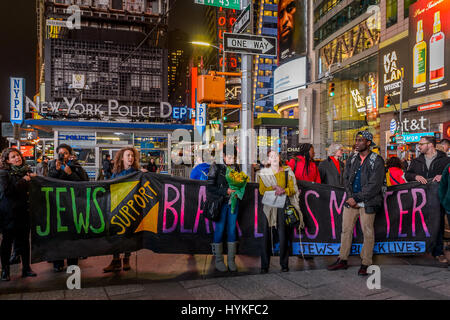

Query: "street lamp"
left=190, top=41, right=226, bottom=140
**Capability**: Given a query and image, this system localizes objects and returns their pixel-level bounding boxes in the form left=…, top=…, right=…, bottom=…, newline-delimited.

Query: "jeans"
left=1, top=227, right=31, bottom=269
left=213, top=202, right=238, bottom=243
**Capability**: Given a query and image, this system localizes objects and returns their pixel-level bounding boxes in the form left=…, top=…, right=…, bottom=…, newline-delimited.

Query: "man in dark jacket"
left=319, top=143, right=345, bottom=187
left=405, top=136, right=450, bottom=264
left=48, top=144, right=89, bottom=271
left=328, top=131, right=385, bottom=276
left=102, top=154, right=112, bottom=179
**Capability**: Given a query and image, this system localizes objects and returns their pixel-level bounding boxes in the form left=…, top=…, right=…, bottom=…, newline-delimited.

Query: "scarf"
left=259, top=166, right=304, bottom=230
left=10, top=164, right=30, bottom=177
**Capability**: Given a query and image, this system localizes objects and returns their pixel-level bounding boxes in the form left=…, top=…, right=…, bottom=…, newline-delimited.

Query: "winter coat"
left=36, top=161, right=48, bottom=177
left=318, top=157, right=344, bottom=187
left=0, top=168, right=31, bottom=232
left=386, top=167, right=406, bottom=186
left=190, top=163, right=210, bottom=181
left=343, top=151, right=386, bottom=214
left=102, top=159, right=112, bottom=178
left=287, top=155, right=321, bottom=183
left=111, top=167, right=137, bottom=179
left=405, top=150, right=450, bottom=182
left=48, top=159, right=89, bottom=181
left=439, top=163, right=450, bottom=213
left=206, top=162, right=240, bottom=200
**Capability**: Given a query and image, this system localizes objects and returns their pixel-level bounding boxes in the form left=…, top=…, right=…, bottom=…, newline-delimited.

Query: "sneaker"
left=260, top=268, right=268, bottom=274
left=358, top=265, right=369, bottom=276
left=281, top=267, right=289, bottom=272
left=327, top=258, right=348, bottom=271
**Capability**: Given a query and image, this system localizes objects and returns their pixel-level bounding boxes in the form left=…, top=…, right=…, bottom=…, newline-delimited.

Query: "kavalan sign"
left=378, top=36, right=409, bottom=107
left=25, top=97, right=175, bottom=119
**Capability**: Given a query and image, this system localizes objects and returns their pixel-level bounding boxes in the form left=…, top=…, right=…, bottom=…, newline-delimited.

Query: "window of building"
left=404, top=0, right=417, bottom=18
left=386, top=0, right=398, bottom=28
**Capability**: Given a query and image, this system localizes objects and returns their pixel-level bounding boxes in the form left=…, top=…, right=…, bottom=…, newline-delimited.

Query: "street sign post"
left=194, top=0, right=241, bottom=10
left=232, top=4, right=251, bottom=34
left=223, top=33, right=277, bottom=56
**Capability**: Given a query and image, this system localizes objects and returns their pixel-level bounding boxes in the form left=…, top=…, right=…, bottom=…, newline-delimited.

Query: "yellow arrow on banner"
left=110, top=181, right=140, bottom=212
left=134, top=202, right=159, bottom=234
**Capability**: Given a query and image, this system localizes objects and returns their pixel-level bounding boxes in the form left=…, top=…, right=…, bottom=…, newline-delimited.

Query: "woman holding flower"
left=207, top=146, right=248, bottom=272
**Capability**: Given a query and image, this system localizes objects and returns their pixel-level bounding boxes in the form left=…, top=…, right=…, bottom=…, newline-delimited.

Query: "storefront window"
left=320, top=55, right=380, bottom=158
left=96, top=132, right=133, bottom=145
left=134, top=135, right=169, bottom=171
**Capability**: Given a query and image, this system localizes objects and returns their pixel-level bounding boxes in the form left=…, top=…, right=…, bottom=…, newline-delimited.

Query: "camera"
left=58, top=153, right=65, bottom=163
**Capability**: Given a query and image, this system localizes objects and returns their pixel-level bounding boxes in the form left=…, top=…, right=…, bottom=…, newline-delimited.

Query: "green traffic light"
left=330, top=92, right=335, bottom=97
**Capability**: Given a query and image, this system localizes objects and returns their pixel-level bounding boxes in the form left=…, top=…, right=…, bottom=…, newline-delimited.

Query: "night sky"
left=0, top=0, right=206, bottom=124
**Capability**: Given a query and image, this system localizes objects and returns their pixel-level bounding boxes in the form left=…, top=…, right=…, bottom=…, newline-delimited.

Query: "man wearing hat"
left=328, top=130, right=385, bottom=276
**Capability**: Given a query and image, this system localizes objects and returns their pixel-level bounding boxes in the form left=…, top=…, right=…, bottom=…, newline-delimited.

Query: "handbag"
left=203, top=192, right=224, bottom=222
left=283, top=171, right=300, bottom=227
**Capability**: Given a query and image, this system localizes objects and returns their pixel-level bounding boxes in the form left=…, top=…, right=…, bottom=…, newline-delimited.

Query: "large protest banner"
left=30, top=173, right=441, bottom=263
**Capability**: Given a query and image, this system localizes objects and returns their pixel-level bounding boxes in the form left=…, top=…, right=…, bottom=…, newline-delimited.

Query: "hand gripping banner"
left=30, top=173, right=442, bottom=263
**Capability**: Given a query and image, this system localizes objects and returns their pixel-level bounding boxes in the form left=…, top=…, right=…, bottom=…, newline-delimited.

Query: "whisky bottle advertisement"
left=409, top=0, right=450, bottom=98
left=429, top=11, right=445, bottom=83
left=413, top=20, right=427, bottom=88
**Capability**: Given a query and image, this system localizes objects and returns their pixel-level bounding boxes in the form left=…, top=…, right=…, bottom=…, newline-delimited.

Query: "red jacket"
left=287, top=155, right=321, bottom=183
left=386, top=167, right=406, bottom=186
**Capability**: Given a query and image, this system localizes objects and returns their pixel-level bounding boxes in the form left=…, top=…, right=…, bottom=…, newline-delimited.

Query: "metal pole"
left=240, top=0, right=252, bottom=176
left=221, top=51, right=225, bottom=139
left=398, top=73, right=404, bottom=157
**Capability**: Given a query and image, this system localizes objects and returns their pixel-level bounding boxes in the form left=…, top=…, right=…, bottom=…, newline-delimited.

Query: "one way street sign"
left=223, top=32, right=277, bottom=57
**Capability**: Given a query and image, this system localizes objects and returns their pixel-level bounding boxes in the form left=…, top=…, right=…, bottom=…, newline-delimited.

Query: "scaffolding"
left=47, top=38, right=167, bottom=104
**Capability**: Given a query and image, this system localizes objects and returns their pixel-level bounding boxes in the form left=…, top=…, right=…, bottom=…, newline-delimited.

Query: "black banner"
left=30, top=173, right=441, bottom=263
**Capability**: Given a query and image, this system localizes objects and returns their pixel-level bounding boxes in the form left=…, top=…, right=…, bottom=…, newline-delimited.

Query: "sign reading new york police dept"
left=232, top=4, right=251, bottom=34
left=10, top=77, right=25, bottom=125
left=223, top=33, right=277, bottom=57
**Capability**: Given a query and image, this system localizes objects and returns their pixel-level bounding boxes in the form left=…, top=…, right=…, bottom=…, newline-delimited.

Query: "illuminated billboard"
left=408, top=0, right=450, bottom=99
left=278, top=0, right=307, bottom=64
left=274, top=57, right=307, bottom=106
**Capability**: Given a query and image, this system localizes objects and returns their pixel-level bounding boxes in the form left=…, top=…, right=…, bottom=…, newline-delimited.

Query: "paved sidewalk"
left=0, top=249, right=448, bottom=300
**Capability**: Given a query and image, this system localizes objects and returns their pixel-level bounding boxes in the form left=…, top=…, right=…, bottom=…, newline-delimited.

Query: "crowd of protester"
left=0, top=134, right=449, bottom=281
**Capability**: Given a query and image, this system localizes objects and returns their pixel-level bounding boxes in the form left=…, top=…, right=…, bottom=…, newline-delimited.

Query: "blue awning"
left=25, top=119, right=194, bottom=131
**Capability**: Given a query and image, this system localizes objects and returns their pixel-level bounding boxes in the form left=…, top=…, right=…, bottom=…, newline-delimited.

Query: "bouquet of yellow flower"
left=225, top=167, right=249, bottom=214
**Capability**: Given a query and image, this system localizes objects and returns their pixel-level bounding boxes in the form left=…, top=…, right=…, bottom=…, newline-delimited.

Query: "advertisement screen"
left=408, top=0, right=450, bottom=99
left=378, top=37, right=409, bottom=107
left=274, top=57, right=307, bottom=106
left=278, top=0, right=307, bottom=64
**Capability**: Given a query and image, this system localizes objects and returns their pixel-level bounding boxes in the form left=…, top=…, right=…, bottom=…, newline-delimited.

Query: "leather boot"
left=22, top=265, right=37, bottom=278
left=211, top=243, right=227, bottom=272
left=1, top=265, right=10, bottom=281
left=103, top=258, right=121, bottom=273
left=227, top=242, right=238, bottom=272
left=122, top=257, right=131, bottom=271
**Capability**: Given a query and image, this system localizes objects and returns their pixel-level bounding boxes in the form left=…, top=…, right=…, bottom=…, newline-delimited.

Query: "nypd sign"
left=10, top=77, right=25, bottom=125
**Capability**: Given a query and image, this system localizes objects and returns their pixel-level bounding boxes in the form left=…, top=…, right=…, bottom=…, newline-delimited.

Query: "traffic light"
left=328, top=82, right=335, bottom=97
left=223, top=115, right=228, bottom=121
left=384, top=95, right=392, bottom=108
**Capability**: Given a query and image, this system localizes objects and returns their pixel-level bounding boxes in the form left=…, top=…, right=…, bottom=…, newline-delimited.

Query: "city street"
left=0, top=248, right=448, bottom=300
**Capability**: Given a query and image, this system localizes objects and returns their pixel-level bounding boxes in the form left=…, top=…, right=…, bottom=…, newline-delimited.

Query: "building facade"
left=27, top=0, right=194, bottom=178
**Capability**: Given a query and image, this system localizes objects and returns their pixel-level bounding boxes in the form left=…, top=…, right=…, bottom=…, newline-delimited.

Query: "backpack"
left=350, top=152, right=387, bottom=195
